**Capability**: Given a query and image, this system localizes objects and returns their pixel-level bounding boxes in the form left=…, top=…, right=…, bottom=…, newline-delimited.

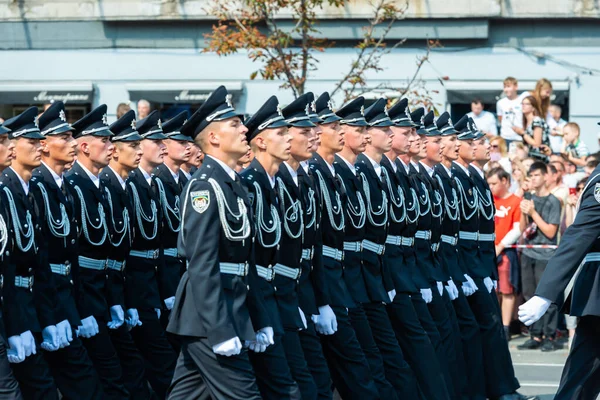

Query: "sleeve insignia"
left=594, top=183, right=600, bottom=203
left=190, top=190, right=210, bottom=213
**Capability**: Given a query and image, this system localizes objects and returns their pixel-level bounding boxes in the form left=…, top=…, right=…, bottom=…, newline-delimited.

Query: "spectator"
left=489, top=136, right=512, bottom=173
left=116, top=103, right=132, bottom=119
left=517, top=162, right=561, bottom=352
left=137, top=99, right=151, bottom=119
left=584, top=159, right=599, bottom=176
left=497, top=77, right=527, bottom=145
left=488, top=167, right=522, bottom=340
left=508, top=141, right=529, bottom=162
left=562, top=159, right=587, bottom=188
left=561, top=122, right=589, bottom=168
left=467, top=98, right=498, bottom=138
left=532, top=78, right=553, bottom=121
left=514, top=96, right=551, bottom=161
left=522, top=157, right=535, bottom=173
left=510, top=159, right=528, bottom=196
left=546, top=163, right=569, bottom=207
left=549, top=153, right=564, bottom=165
left=547, top=104, right=567, bottom=153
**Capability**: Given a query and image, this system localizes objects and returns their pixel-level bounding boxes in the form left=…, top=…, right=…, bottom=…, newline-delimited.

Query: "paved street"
left=510, top=335, right=569, bottom=400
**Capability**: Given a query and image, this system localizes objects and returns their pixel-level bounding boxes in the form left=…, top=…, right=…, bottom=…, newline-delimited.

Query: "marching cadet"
left=179, top=143, right=202, bottom=186
left=356, top=99, right=419, bottom=398
left=153, top=111, right=192, bottom=342
left=283, top=92, right=334, bottom=400
left=241, top=96, right=303, bottom=400
left=310, top=92, right=379, bottom=399
left=125, top=111, right=176, bottom=398
left=167, top=86, right=268, bottom=400
left=0, top=121, right=26, bottom=399
left=31, top=102, right=104, bottom=399
left=452, top=116, right=525, bottom=400
left=433, top=112, right=486, bottom=400
left=67, top=104, right=130, bottom=399
left=382, top=99, right=450, bottom=400
left=103, top=110, right=154, bottom=399
left=1, top=107, right=60, bottom=399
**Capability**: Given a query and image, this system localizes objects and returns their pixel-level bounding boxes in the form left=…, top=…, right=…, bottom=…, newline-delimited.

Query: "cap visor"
left=165, top=133, right=192, bottom=142
left=48, top=124, right=75, bottom=136
left=214, top=110, right=244, bottom=123
left=309, top=115, right=324, bottom=124
left=288, top=120, right=316, bottom=128
left=440, top=128, right=459, bottom=136
left=267, top=119, right=291, bottom=129
left=424, top=129, right=443, bottom=136
left=22, top=131, right=46, bottom=140
left=343, top=120, right=368, bottom=127
left=143, top=132, right=168, bottom=140
left=113, top=133, right=143, bottom=142
left=0, top=126, right=10, bottom=135
left=457, top=132, right=476, bottom=140
left=90, top=129, right=113, bottom=137
left=319, top=115, right=342, bottom=124
left=416, top=128, right=428, bottom=135
left=369, top=120, right=394, bottom=128
left=393, top=120, right=415, bottom=128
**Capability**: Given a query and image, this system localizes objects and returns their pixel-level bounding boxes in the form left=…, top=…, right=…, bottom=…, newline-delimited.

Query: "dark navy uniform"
left=126, top=111, right=176, bottom=398
left=68, top=105, right=130, bottom=399
left=167, top=86, right=265, bottom=400
left=241, top=96, right=302, bottom=400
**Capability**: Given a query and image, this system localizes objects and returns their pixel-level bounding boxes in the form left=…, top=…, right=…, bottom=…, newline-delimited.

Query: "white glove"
left=445, top=280, right=459, bottom=301
left=420, top=288, right=433, bottom=303
left=388, top=289, right=396, bottom=303
left=56, top=319, right=73, bottom=348
left=314, top=305, right=338, bottom=335
left=464, top=274, right=478, bottom=292
left=41, top=325, right=60, bottom=352
left=436, top=281, right=444, bottom=296
left=212, top=337, right=242, bottom=356
left=483, top=277, right=494, bottom=294
left=107, top=305, right=125, bottom=330
left=77, top=316, right=100, bottom=338
left=298, top=307, right=307, bottom=330
left=7, top=335, right=25, bottom=363
left=462, top=282, right=476, bottom=297
left=518, top=296, right=552, bottom=326
left=246, top=340, right=267, bottom=353
left=256, top=327, right=274, bottom=346
left=155, top=308, right=161, bottom=319
left=493, top=280, right=498, bottom=291
left=125, top=309, right=142, bottom=330
left=20, top=331, right=36, bottom=358
left=164, top=296, right=176, bottom=311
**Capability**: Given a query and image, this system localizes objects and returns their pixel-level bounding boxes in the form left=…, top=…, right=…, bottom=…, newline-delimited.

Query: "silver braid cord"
left=315, top=170, right=344, bottom=231
left=155, top=177, right=181, bottom=233
left=128, top=182, right=158, bottom=241
left=38, top=183, right=70, bottom=238
left=104, top=187, right=131, bottom=247
left=360, top=172, right=388, bottom=227
left=252, top=181, right=281, bottom=248
left=276, top=177, right=303, bottom=240
left=73, top=185, right=108, bottom=246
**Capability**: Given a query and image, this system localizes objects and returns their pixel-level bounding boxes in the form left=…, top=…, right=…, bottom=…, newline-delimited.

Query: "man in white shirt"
left=467, top=98, right=498, bottom=138
left=496, top=77, right=528, bottom=144
left=547, top=104, right=567, bottom=153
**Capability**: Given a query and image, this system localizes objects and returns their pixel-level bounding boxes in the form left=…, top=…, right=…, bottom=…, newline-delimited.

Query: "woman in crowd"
left=490, top=136, right=512, bottom=173
left=532, top=78, right=553, bottom=122
left=513, top=96, right=551, bottom=161
left=510, top=160, right=528, bottom=197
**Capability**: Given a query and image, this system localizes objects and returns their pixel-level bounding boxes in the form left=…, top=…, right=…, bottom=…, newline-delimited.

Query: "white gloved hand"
left=154, top=308, right=161, bottom=319
left=493, top=280, right=498, bottom=291
left=107, top=305, right=125, bottom=330
left=246, top=340, right=267, bottom=353
left=298, top=307, right=307, bottom=330
left=420, top=288, right=433, bottom=303
left=20, top=331, right=36, bottom=357
left=445, top=280, right=459, bottom=301
left=483, top=277, right=494, bottom=293
left=436, top=281, right=444, bottom=296
left=314, top=305, right=338, bottom=335
left=256, top=327, right=274, bottom=346
left=56, top=319, right=73, bottom=348
left=388, top=289, right=396, bottom=303
left=77, top=316, right=100, bottom=338
left=212, top=337, right=242, bottom=356
left=164, top=296, right=176, bottom=311
left=464, top=274, right=477, bottom=292
left=125, top=309, right=142, bottom=330
left=41, top=325, right=60, bottom=352
left=518, top=296, right=552, bottom=326
left=462, top=282, right=475, bottom=297
left=7, top=335, right=25, bottom=363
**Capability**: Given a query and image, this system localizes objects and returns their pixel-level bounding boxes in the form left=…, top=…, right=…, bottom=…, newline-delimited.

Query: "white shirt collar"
left=300, top=160, right=310, bottom=174
left=441, top=163, right=452, bottom=178
left=138, top=167, right=153, bottom=186
left=10, top=167, right=29, bottom=195
left=284, top=162, right=299, bottom=186
left=364, top=154, right=382, bottom=178
left=470, top=163, right=485, bottom=179
left=384, top=155, right=397, bottom=172
left=166, top=165, right=179, bottom=184
left=180, top=168, right=192, bottom=180
left=453, top=161, right=470, bottom=177
left=267, top=174, right=276, bottom=189
left=398, top=157, right=410, bottom=173
left=77, top=161, right=101, bottom=189
left=206, top=155, right=236, bottom=181
left=41, top=161, right=63, bottom=188
left=108, top=166, right=127, bottom=190
left=419, top=161, right=435, bottom=177
left=337, top=155, right=356, bottom=176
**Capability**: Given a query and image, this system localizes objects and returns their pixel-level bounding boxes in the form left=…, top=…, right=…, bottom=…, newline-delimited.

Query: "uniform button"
left=24, top=224, right=28, bottom=228
left=5, top=251, right=9, bottom=257
left=69, top=280, right=74, bottom=285
left=247, top=285, right=250, bottom=291
left=28, top=268, right=32, bottom=272
left=274, top=286, right=277, bottom=292
left=65, top=260, right=70, bottom=266
left=71, top=239, right=76, bottom=244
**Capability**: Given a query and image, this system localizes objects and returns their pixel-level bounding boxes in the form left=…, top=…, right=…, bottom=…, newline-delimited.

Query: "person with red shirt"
left=488, top=167, right=522, bottom=340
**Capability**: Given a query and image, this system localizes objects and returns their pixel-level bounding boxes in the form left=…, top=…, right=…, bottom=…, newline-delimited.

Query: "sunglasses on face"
left=491, top=144, right=499, bottom=149
left=576, top=186, right=584, bottom=192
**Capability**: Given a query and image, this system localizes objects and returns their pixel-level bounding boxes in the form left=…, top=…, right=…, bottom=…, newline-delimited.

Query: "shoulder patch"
left=190, top=190, right=210, bottom=213
left=594, top=183, right=600, bottom=203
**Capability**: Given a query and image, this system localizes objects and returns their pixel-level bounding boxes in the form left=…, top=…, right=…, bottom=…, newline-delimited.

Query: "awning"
left=444, top=80, right=570, bottom=104
left=0, top=81, right=94, bottom=104
left=126, top=81, right=243, bottom=104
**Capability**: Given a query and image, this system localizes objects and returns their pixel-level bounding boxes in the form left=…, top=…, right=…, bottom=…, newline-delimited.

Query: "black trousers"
left=467, top=279, right=520, bottom=398
left=387, top=293, right=450, bottom=400
left=320, top=306, right=380, bottom=400
left=109, top=324, right=153, bottom=400
left=167, top=337, right=262, bottom=400
left=0, top=336, right=23, bottom=400
left=10, top=336, right=58, bottom=400
left=130, top=309, right=177, bottom=399
left=298, top=321, right=333, bottom=400
left=248, top=335, right=301, bottom=400
left=160, top=310, right=181, bottom=354
left=43, top=334, right=103, bottom=400
left=441, top=290, right=471, bottom=400
left=521, top=255, right=559, bottom=339
left=281, top=329, right=318, bottom=400
left=81, top=321, right=130, bottom=399
left=554, top=316, right=600, bottom=400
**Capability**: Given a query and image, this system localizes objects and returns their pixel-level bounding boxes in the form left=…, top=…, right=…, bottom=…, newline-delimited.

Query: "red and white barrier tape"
left=505, top=244, right=558, bottom=249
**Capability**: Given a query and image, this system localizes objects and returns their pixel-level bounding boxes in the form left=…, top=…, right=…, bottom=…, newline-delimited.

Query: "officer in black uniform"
left=382, top=99, right=450, bottom=400
left=125, top=111, right=176, bottom=399
left=310, top=92, right=379, bottom=399
left=179, top=143, right=202, bottom=186
left=167, top=85, right=267, bottom=400
left=31, top=101, right=104, bottom=400
left=103, top=109, right=154, bottom=399
left=452, top=115, right=523, bottom=400
left=433, top=112, right=487, bottom=400
left=153, top=111, right=192, bottom=344
left=67, top=104, right=130, bottom=399
left=281, top=92, right=334, bottom=400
